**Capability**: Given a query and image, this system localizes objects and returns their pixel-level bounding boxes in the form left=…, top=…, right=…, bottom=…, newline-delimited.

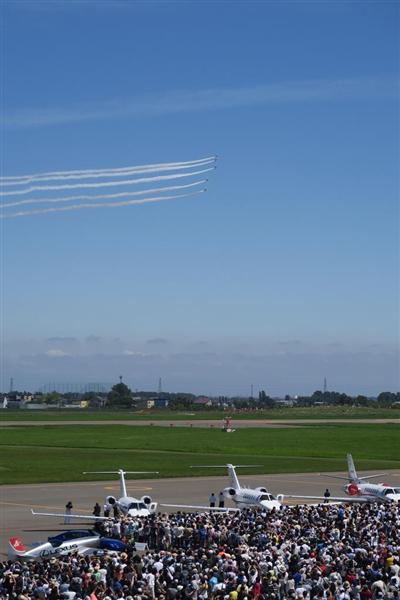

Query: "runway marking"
left=0, top=481, right=117, bottom=489
left=104, top=486, right=152, bottom=491
left=0, top=501, right=91, bottom=512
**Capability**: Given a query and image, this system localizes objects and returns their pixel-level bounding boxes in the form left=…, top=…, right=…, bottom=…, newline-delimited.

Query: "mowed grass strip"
left=2, top=407, right=400, bottom=421
left=0, top=424, right=399, bottom=484
left=0, top=446, right=398, bottom=485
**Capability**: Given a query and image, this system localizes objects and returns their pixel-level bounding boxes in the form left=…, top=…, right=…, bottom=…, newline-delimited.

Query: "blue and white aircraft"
left=8, top=531, right=126, bottom=561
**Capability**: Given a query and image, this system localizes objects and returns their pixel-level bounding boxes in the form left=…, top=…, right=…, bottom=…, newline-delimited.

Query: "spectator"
left=64, top=501, right=73, bottom=524
left=1, top=501, right=399, bottom=600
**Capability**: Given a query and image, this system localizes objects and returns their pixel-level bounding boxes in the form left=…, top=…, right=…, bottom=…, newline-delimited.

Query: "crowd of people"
left=1, top=502, right=399, bottom=600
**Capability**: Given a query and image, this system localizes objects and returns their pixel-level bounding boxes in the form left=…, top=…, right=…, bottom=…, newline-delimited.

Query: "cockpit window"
left=259, top=494, right=275, bottom=501
left=128, top=502, right=139, bottom=510
left=384, top=489, right=395, bottom=495
left=259, top=495, right=268, bottom=501
left=138, top=503, right=147, bottom=509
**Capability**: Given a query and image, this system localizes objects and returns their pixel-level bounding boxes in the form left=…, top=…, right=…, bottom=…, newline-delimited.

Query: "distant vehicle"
left=284, top=454, right=400, bottom=504
left=32, top=468, right=159, bottom=521
left=162, top=463, right=281, bottom=512
left=222, top=417, right=235, bottom=433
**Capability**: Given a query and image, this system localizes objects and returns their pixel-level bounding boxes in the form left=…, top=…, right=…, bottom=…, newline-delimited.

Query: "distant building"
left=135, top=398, right=155, bottom=409
left=154, top=398, right=169, bottom=409
left=193, top=396, right=212, bottom=407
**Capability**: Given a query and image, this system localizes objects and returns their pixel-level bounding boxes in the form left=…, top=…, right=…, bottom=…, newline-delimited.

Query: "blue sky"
left=1, top=0, right=399, bottom=395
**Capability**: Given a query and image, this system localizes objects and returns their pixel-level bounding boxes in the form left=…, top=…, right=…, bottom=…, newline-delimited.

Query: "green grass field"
left=1, top=406, right=399, bottom=421
left=0, top=424, right=399, bottom=484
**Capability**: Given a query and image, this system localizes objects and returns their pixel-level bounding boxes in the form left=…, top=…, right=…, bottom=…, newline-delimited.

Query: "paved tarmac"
left=1, top=419, right=399, bottom=428
left=1, top=468, right=400, bottom=559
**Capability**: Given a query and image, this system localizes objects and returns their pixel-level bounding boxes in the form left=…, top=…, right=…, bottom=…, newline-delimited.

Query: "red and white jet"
left=285, top=454, right=400, bottom=504
left=8, top=533, right=100, bottom=561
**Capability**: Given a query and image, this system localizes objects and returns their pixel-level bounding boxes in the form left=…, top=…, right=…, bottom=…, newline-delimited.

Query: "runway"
left=1, top=468, right=400, bottom=558
left=1, top=418, right=399, bottom=428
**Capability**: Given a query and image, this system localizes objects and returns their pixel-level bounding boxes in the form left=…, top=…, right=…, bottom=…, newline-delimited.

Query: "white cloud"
left=45, top=348, right=70, bottom=358
left=46, top=336, right=77, bottom=343
left=5, top=77, right=397, bottom=129
left=122, top=350, right=151, bottom=357
left=146, top=338, right=169, bottom=345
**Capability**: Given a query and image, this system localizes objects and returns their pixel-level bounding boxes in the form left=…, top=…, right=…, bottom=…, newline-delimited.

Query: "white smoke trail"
left=1, top=189, right=206, bottom=218
left=1, top=179, right=207, bottom=209
left=0, top=167, right=215, bottom=197
left=1, top=156, right=216, bottom=185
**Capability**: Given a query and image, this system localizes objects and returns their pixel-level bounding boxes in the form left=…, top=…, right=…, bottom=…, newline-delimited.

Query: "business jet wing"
left=282, top=495, right=370, bottom=503
left=160, top=503, right=239, bottom=512
left=31, top=509, right=110, bottom=520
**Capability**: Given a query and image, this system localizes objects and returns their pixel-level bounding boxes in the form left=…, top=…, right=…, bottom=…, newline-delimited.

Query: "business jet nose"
left=260, top=500, right=281, bottom=511
left=387, top=494, right=400, bottom=502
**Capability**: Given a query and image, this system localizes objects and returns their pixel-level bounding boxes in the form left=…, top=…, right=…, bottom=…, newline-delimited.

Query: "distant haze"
left=3, top=337, right=398, bottom=396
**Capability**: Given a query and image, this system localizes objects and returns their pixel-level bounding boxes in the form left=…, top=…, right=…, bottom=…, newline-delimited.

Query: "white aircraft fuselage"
left=337, top=453, right=400, bottom=502
left=9, top=535, right=100, bottom=561
left=85, top=469, right=158, bottom=517
left=223, top=464, right=282, bottom=511
left=161, top=464, right=282, bottom=513
left=33, top=469, right=159, bottom=522
left=117, top=496, right=155, bottom=517
left=342, top=481, right=400, bottom=502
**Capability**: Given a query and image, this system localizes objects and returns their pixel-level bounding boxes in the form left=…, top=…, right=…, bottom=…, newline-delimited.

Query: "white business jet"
left=32, top=468, right=159, bottom=521
left=283, top=454, right=400, bottom=504
left=162, top=464, right=281, bottom=512
left=84, top=469, right=159, bottom=516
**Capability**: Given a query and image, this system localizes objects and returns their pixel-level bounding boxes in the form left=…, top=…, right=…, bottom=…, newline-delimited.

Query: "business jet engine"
left=141, top=495, right=152, bottom=506
left=106, top=495, right=117, bottom=505
left=256, top=487, right=268, bottom=493
left=346, top=483, right=360, bottom=496
left=224, top=488, right=237, bottom=498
